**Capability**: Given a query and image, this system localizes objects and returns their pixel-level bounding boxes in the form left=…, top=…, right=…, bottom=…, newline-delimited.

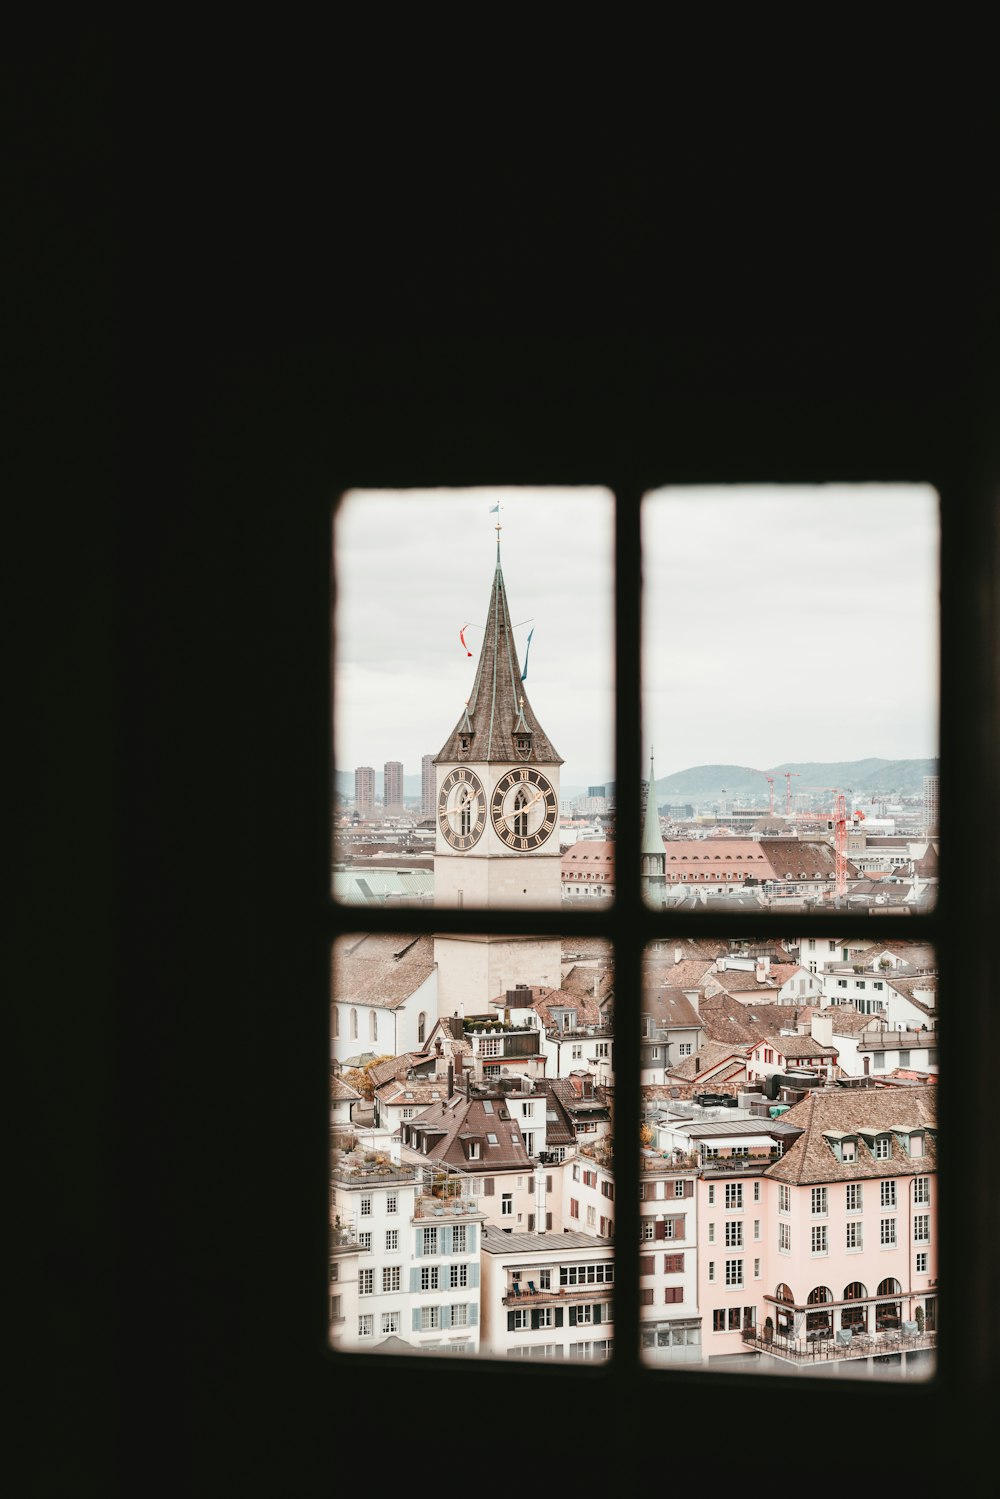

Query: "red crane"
left=802, top=786, right=863, bottom=899
left=749, top=769, right=776, bottom=816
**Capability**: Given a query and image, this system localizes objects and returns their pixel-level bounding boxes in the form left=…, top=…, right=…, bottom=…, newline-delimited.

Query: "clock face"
left=437, top=767, right=486, bottom=850
left=490, top=767, right=559, bottom=850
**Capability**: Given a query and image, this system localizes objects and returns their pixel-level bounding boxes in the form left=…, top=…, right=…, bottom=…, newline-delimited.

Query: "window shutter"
left=468, top=1303, right=478, bottom=1327
left=546, top=1212, right=552, bottom=1230
left=531, top=1310, right=540, bottom=1330
left=440, top=1305, right=451, bottom=1329
left=410, top=1268, right=420, bottom=1293
left=555, top=1308, right=563, bottom=1327
left=594, top=1303, right=603, bottom=1324
left=685, top=1179, right=694, bottom=1198
left=469, top=1263, right=479, bottom=1288
left=569, top=1306, right=578, bottom=1326
left=655, top=1220, right=666, bottom=1240
left=527, top=1176, right=534, bottom=1192
left=467, top=1225, right=477, bottom=1254
left=412, top=1309, right=421, bottom=1332
left=440, top=1226, right=451, bottom=1255
left=640, top=1256, right=654, bottom=1276
left=507, top=1311, right=516, bottom=1332
left=415, top=1231, right=423, bottom=1258
left=528, top=1214, right=535, bottom=1231
left=484, top=1178, right=495, bottom=1196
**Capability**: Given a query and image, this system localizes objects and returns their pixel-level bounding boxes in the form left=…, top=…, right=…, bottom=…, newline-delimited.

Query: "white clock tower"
left=433, top=535, right=563, bottom=1013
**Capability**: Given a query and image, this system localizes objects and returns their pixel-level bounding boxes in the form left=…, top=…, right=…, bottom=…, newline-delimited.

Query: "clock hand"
left=500, top=789, right=546, bottom=822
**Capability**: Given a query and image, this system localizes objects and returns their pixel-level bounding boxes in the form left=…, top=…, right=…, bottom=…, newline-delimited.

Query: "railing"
left=502, top=1282, right=615, bottom=1307
left=743, top=1323, right=937, bottom=1362
left=701, top=1152, right=782, bottom=1174
left=413, top=1194, right=483, bottom=1220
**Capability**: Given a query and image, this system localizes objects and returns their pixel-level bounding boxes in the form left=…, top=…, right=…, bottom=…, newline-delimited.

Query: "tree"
left=342, top=1055, right=395, bottom=1100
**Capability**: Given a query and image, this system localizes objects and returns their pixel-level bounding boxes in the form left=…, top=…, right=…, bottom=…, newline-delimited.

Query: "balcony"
left=502, top=1281, right=614, bottom=1308
left=701, top=1151, right=782, bottom=1175
left=742, top=1323, right=937, bottom=1363
left=413, top=1194, right=484, bottom=1221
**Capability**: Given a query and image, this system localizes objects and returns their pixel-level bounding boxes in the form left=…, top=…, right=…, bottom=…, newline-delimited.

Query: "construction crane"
left=783, top=770, right=801, bottom=815
left=749, top=768, right=776, bottom=817
left=801, top=786, right=864, bottom=899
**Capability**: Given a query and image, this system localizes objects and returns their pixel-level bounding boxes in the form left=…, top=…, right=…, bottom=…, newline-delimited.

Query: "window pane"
left=331, top=933, right=615, bottom=1359
left=332, top=488, right=614, bottom=910
left=640, top=939, right=937, bottom=1378
left=641, top=486, right=939, bottom=914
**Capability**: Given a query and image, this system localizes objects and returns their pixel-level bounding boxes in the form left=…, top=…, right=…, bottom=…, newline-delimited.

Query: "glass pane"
left=333, top=488, right=614, bottom=910
left=331, top=934, right=615, bottom=1359
left=641, top=486, right=939, bottom=913
left=640, top=938, right=937, bottom=1378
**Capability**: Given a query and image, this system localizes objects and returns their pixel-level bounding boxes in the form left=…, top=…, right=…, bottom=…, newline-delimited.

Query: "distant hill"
left=655, top=759, right=938, bottom=805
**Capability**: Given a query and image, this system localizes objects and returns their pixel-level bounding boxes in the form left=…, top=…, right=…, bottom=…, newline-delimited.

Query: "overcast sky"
left=333, top=485, right=938, bottom=789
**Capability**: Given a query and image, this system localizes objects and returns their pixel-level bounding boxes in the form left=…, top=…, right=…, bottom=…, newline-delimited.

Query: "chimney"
left=447, top=1063, right=454, bottom=1098
left=755, top=957, right=770, bottom=982
left=694, top=1057, right=701, bottom=1073
left=810, top=1013, right=833, bottom=1048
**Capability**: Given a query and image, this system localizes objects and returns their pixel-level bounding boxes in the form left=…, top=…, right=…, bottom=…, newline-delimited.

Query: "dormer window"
left=468, top=1140, right=481, bottom=1160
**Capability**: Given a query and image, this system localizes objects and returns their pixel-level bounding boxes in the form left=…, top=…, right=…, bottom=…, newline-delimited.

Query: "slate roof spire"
left=435, top=538, right=562, bottom=765
left=641, top=751, right=667, bottom=856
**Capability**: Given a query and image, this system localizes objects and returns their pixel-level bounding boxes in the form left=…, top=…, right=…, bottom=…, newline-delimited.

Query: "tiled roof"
left=643, top=988, right=702, bottom=1029
left=643, top=956, right=718, bottom=992
left=667, top=1040, right=751, bottom=1081
left=757, top=1033, right=838, bottom=1058
left=330, top=1073, right=362, bottom=1101
left=366, top=1052, right=426, bottom=1087
left=561, top=965, right=614, bottom=1005
left=758, top=838, right=860, bottom=880
left=663, top=839, right=776, bottom=872
left=435, top=550, right=562, bottom=765
left=403, top=1092, right=530, bottom=1172
left=765, top=1084, right=937, bottom=1185
left=561, top=841, right=615, bottom=870
left=331, top=933, right=436, bottom=1009
left=377, top=1077, right=455, bottom=1106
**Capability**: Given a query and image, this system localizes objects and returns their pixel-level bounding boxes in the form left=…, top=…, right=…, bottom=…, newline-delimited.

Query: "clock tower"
left=433, top=536, right=564, bottom=1012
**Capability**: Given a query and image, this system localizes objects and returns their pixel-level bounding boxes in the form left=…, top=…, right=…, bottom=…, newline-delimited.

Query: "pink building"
left=697, top=1084, right=937, bottom=1377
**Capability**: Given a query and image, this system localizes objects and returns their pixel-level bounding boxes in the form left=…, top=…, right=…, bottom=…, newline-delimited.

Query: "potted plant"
left=763, top=1316, right=774, bottom=1344
left=915, top=1305, right=925, bottom=1335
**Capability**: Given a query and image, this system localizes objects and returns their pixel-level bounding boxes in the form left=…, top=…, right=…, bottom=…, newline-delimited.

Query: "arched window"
left=842, top=1282, right=868, bottom=1331
left=514, top=788, right=528, bottom=836
left=333, top=1007, right=340, bottom=1038
left=417, top=1012, right=426, bottom=1043
left=775, top=1283, right=794, bottom=1333
left=459, top=789, right=472, bottom=836
left=350, top=1008, right=358, bottom=1040
left=369, top=1010, right=377, bottom=1041
left=806, top=1286, right=833, bottom=1335
left=876, top=1277, right=902, bottom=1330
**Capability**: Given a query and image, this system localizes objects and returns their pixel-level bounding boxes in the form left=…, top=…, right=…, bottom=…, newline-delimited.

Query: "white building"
left=329, top=1157, right=484, bottom=1356
left=479, top=1229, right=615, bottom=1360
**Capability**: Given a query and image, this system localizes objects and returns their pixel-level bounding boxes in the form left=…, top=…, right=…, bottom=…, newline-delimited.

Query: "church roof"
left=435, top=544, right=562, bottom=765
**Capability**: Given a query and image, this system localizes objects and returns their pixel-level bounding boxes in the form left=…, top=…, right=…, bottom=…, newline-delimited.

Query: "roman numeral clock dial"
left=438, top=768, right=487, bottom=850
left=490, top=768, right=558, bottom=850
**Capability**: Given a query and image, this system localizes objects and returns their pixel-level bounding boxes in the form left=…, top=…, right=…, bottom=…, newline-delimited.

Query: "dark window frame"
left=122, top=340, right=998, bottom=1488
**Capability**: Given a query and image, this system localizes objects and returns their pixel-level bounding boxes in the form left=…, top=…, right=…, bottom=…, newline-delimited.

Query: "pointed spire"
left=435, top=552, right=562, bottom=765
left=641, top=749, right=667, bottom=857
